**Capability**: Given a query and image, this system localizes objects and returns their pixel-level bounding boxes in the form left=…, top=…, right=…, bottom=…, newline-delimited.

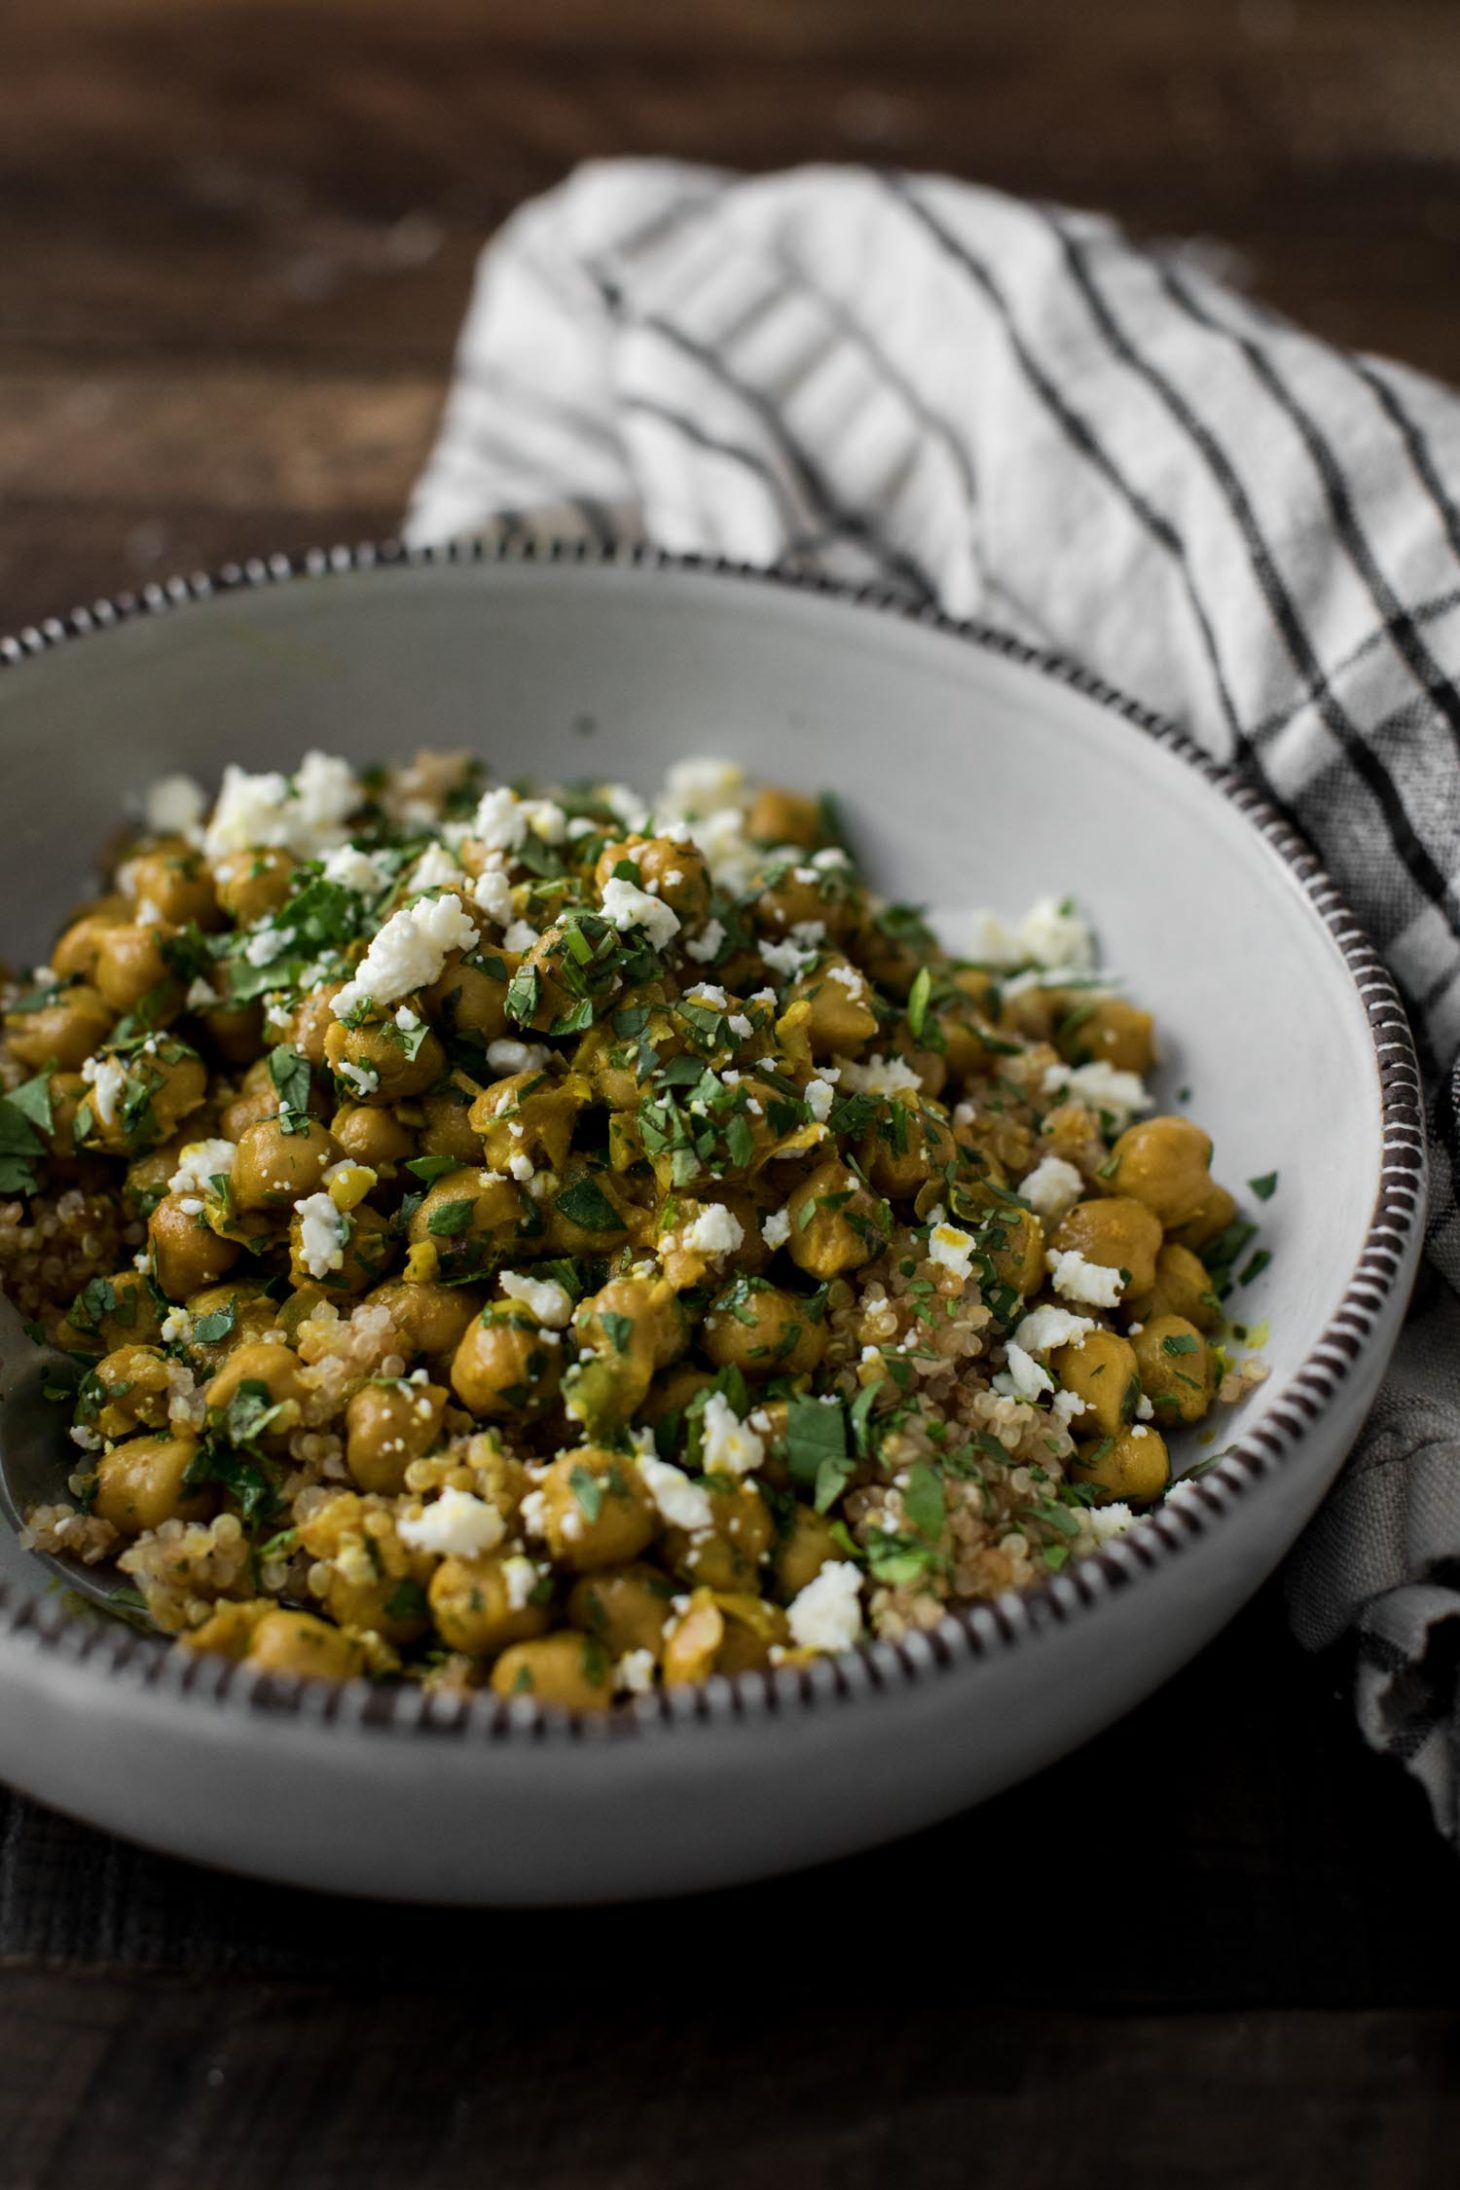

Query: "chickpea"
left=1050, top=1328, right=1142, bottom=1441
left=1056, top=995, right=1155, bottom=1075
left=752, top=862, right=854, bottom=944
left=58, top=1267, right=166, bottom=1354
left=148, top=1192, right=242, bottom=1300
left=595, top=835, right=713, bottom=927
left=93, top=1432, right=212, bottom=1536
left=331, top=1102, right=414, bottom=1168
left=450, top=1304, right=563, bottom=1417
left=180, top=1281, right=280, bottom=1373
left=746, top=786, right=823, bottom=847
left=1106, top=1116, right=1215, bottom=1229
left=853, top=904, right=928, bottom=999
left=782, top=955, right=879, bottom=1056
left=44, top=1071, right=89, bottom=1161
left=662, top=1590, right=788, bottom=1683
left=87, top=1344, right=173, bottom=1438
left=1169, top=1185, right=1238, bottom=1253
left=638, top=1365, right=717, bottom=1427
left=1072, top=1426, right=1171, bottom=1505
left=297, top=1494, right=432, bottom=1645
left=785, top=1160, right=888, bottom=1280
left=232, top=1116, right=340, bottom=1210
left=204, top=1341, right=311, bottom=1442
left=537, top=1447, right=657, bottom=1572
left=92, top=923, right=180, bottom=1017
left=1052, top=1197, right=1163, bottom=1299
left=346, top=1379, right=448, bottom=1495
left=5, top=985, right=113, bottom=1072
left=490, top=1630, right=614, bottom=1711
left=324, top=1015, right=446, bottom=1105
left=286, top=985, right=344, bottom=1070
left=408, top=1169, right=527, bottom=1279
left=662, top=1479, right=775, bottom=1593
left=366, top=1279, right=482, bottom=1367
left=429, top=1553, right=552, bottom=1657
left=1132, top=1241, right=1221, bottom=1333
left=772, top=1503, right=843, bottom=1602
left=128, top=844, right=220, bottom=930
left=82, top=1047, right=208, bottom=1156
left=1131, top=1315, right=1215, bottom=1426
left=288, top=1198, right=393, bottom=1295
left=983, top=1201, right=1047, bottom=1301
left=246, top=1609, right=366, bottom=1684
left=217, top=1059, right=280, bottom=1141
left=703, top=1278, right=827, bottom=1379
left=418, top=1078, right=485, bottom=1165
left=469, top=1068, right=588, bottom=1174
left=858, top=1100, right=958, bottom=1202
left=52, top=909, right=127, bottom=982
left=425, top=954, right=515, bottom=1046
left=566, top=1562, right=676, bottom=1659
left=196, top=994, right=266, bottom=1070
left=213, top=847, right=295, bottom=926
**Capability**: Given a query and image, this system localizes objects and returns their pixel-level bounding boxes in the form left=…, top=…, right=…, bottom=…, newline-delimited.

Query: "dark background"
left=4, top=2, right=1460, bottom=2184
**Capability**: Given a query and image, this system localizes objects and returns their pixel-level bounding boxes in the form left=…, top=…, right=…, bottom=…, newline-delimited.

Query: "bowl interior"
left=0, top=555, right=1384, bottom=1605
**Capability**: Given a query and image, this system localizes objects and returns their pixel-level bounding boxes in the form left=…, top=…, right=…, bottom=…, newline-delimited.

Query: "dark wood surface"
left=5, top=2, right=1460, bottom=2183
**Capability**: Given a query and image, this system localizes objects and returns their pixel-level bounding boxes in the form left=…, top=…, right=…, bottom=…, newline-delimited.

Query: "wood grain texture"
left=4, top=1, right=1460, bottom=2177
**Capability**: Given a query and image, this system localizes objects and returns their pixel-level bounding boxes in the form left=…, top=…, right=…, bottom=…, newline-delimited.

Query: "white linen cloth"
left=408, top=160, right=1460, bottom=1837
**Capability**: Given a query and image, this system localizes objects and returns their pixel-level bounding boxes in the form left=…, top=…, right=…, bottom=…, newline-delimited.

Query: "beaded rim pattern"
left=0, top=534, right=1428, bottom=1745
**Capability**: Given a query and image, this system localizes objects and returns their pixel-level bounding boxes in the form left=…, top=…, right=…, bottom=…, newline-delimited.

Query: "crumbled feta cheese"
left=498, top=1270, right=573, bottom=1328
left=397, top=1488, right=506, bottom=1559
left=699, top=1390, right=764, bottom=1478
left=408, top=841, right=461, bottom=894
left=69, top=1422, right=103, bottom=1453
left=601, top=782, right=650, bottom=836
left=683, top=918, right=725, bottom=964
left=804, top=1076, right=837, bottom=1123
left=661, top=756, right=745, bottom=817
left=761, top=1207, right=793, bottom=1250
left=1043, top=1059, right=1151, bottom=1122
left=600, top=875, right=681, bottom=951
left=322, top=843, right=391, bottom=895
left=1050, top=1388, right=1088, bottom=1428
left=79, top=1053, right=127, bottom=1128
left=826, top=962, right=867, bottom=996
left=1020, top=896, right=1096, bottom=972
left=143, top=772, right=207, bottom=838
left=689, top=983, right=728, bottom=1009
left=395, top=1005, right=420, bottom=1032
left=927, top=1221, right=976, bottom=1283
left=1018, top=1153, right=1085, bottom=1223
left=1087, top=1501, right=1137, bottom=1542
left=757, top=935, right=815, bottom=981
left=837, top=1053, right=923, bottom=1098
left=726, top=1013, right=753, bottom=1041
left=1012, top=1302, right=1097, bottom=1356
left=789, top=919, right=826, bottom=950
left=185, top=976, right=220, bottom=1011
left=965, top=910, right=1026, bottom=968
left=1046, top=1248, right=1125, bottom=1308
left=507, top=1152, right=535, bottom=1183
left=995, top=1344, right=1052, bottom=1403
left=336, top=1060, right=380, bottom=1098
left=679, top=1203, right=745, bottom=1262
left=614, top=1647, right=656, bottom=1696
left=295, top=1191, right=347, bottom=1278
left=786, top=1562, right=864, bottom=1654
left=502, top=1554, right=543, bottom=1609
left=204, top=751, right=360, bottom=860
left=473, top=786, right=528, bottom=854
left=501, top=918, right=539, bottom=953
left=520, top=798, right=568, bottom=844
left=243, top=923, right=294, bottom=968
left=168, top=1138, right=236, bottom=1196
left=472, top=862, right=515, bottom=925
left=687, top=807, right=759, bottom=891
left=332, top=892, right=478, bottom=1018
left=485, top=1038, right=551, bottom=1077
left=636, top=1454, right=714, bottom=1533
left=158, top=1308, right=193, bottom=1346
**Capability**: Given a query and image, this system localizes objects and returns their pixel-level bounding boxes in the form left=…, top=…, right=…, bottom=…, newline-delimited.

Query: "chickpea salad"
left=0, top=751, right=1271, bottom=1710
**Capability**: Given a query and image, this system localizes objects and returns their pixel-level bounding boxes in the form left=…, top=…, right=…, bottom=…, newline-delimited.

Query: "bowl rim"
left=0, top=531, right=1428, bottom=1748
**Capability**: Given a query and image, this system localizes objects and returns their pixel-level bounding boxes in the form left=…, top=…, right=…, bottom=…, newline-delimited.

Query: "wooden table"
left=4, top=2, right=1460, bottom=2182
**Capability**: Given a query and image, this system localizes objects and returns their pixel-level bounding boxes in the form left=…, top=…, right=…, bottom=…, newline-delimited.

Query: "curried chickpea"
left=331, top=1102, right=414, bottom=1168
left=489, top=1629, right=614, bottom=1711
left=1056, top=995, right=1155, bottom=1076
left=858, top=1099, right=958, bottom=1202
left=429, top=1552, right=552, bottom=1657
left=745, top=786, right=823, bottom=847
left=1052, top=1197, right=1163, bottom=1299
left=232, top=1116, right=340, bottom=1210
left=662, top=1479, right=774, bottom=1593
left=324, top=1014, right=446, bottom=1105
left=366, top=1279, right=482, bottom=1367
left=785, top=1159, right=889, bottom=1280
left=1072, top=1426, right=1171, bottom=1505
left=127, top=843, right=220, bottom=930
left=1050, top=1328, right=1142, bottom=1440
left=88, top=1345, right=173, bottom=1438
left=771, top=1503, right=844, bottom=1603
left=93, top=1432, right=212, bottom=1536
left=469, top=1068, right=588, bottom=1174
left=180, top=1281, right=280, bottom=1374
left=1131, top=1241, right=1221, bottom=1333
left=285, top=985, right=344, bottom=1070
left=246, top=1609, right=367, bottom=1683
left=345, top=1379, right=449, bottom=1495
left=92, top=923, right=180, bottom=1017
left=595, top=833, right=713, bottom=927
left=52, top=910, right=127, bottom=982
left=1131, top=1315, right=1215, bottom=1426
left=204, top=1341, right=311, bottom=1442
left=417, top=1078, right=486, bottom=1165
left=536, top=1447, right=658, bottom=1572
left=148, top=1192, right=242, bottom=1300
left=782, top=955, right=879, bottom=1056
left=407, top=1168, right=527, bottom=1280
left=1169, top=1184, right=1238, bottom=1253
left=288, top=1198, right=393, bottom=1295
left=5, top=984, right=113, bottom=1072
left=1106, top=1116, right=1215, bottom=1229
left=702, top=1277, right=827, bottom=1379
left=57, top=1267, right=167, bottom=1354
left=566, top=1562, right=676, bottom=1660
left=450, top=1303, right=563, bottom=1417
left=213, top=847, right=295, bottom=926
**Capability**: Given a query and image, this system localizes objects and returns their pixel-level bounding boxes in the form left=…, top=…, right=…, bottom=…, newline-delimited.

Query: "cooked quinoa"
left=0, top=751, right=1269, bottom=1708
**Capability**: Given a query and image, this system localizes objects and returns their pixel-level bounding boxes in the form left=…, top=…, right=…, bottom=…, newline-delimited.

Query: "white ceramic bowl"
left=0, top=543, right=1425, bottom=1903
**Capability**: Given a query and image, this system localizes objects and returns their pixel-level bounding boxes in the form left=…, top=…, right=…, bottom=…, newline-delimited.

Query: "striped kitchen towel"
left=407, top=160, right=1460, bottom=1838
